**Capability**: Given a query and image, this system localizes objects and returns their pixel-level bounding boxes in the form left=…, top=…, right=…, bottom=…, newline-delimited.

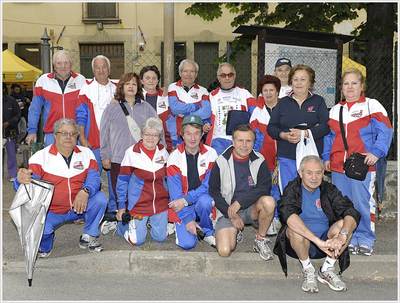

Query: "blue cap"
left=275, top=58, right=292, bottom=68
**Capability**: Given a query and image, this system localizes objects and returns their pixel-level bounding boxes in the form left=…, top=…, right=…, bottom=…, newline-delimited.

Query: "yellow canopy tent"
left=342, top=55, right=366, bottom=78
left=2, top=49, right=42, bottom=90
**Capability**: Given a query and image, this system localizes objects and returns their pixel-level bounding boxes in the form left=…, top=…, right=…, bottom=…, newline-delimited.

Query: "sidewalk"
left=2, top=144, right=398, bottom=279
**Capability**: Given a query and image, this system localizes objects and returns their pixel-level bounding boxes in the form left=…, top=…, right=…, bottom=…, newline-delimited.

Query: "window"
left=79, top=44, right=124, bottom=80
left=82, top=3, right=119, bottom=23
left=161, top=42, right=186, bottom=84
left=194, top=43, right=219, bottom=91
left=3, top=43, right=8, bottom=51
left=15, top=43, right=41, bottom=69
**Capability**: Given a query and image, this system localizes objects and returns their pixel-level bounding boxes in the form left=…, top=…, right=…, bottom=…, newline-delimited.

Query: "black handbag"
left=339, top=106, right=369, bottom=181
left=225, top=110, right=250, bottom=135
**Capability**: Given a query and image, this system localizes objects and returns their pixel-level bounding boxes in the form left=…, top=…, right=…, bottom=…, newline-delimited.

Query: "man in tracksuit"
left=209, top=124, right=276, bottom=261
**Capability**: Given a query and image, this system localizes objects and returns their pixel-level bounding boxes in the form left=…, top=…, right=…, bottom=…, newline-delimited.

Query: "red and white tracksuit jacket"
left=323, top=94, right=393, bottom=173
left=27, top=71, right=86, bottom=135
left=117, top=142, right=170, bottom=216
left=19, top=144, right=100, bottom=214
left=249, top=96, right=277, bottom=172
left=167, top=142, right=218, bottom=223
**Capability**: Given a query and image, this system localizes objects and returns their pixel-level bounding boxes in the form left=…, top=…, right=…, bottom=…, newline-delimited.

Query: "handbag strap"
left=119, top=101, right=130, bottom=116
left=339, top=106, right=349, bottom=153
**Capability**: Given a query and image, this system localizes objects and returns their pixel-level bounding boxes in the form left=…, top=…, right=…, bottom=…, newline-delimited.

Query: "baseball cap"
left=275, top=58, right=292, bottom=68
left=182, top=115, right=203, bottom=127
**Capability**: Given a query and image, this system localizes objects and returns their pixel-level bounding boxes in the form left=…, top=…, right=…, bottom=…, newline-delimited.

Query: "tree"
left=186, top=2, right=397, bottom=158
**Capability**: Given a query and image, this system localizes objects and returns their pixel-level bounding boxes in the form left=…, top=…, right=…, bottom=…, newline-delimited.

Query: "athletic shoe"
left=167, top=222, right=175, bottom=236
left=9, top=178, right=15, bottom=182
left=100, top=220, right=117, bottom=235
left=74, top=218, right=85, bottom=225
left=358, top=244, right=373, bottom=256
left=266, top=219, right=277, bottom=236
left=274, top=217, right=282, bottom=229
left=38, top=249, right=52, bottom=258
left=348, top=243, right=358, bottom=255
left=16, top=148, right=22, bottom=154
left=317, top=266, right=347, bottom=291
left=203, top=234, right=216, bottom=248
left=79, top=234, right=103, bottom=252
left=236, top=229, right=243, bottom=244
left=302, top=267, right=319, bottom=292
left=253, top=236, right=274, bottom=261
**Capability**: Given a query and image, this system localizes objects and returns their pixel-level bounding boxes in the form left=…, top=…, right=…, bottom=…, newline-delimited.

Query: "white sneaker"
left=266, top=219, right=277, bottom=236
left=203, top=234, right=216, bottom=248
left=100, top=220, right=117, bottom=235
left=274, top=217, right=282, bottom=230
left=167, top=222, right=175, bottom=236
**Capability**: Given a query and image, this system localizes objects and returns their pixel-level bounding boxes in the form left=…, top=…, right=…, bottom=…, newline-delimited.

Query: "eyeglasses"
left=218, top=73, right=235, bottom=79
left=56, top=131, right=78, bottom=137
left=143, top=133, right=159, bottom=138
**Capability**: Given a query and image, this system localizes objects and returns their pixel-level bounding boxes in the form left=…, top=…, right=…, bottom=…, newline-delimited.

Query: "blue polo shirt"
left=299, top=185, right=329, bottom=237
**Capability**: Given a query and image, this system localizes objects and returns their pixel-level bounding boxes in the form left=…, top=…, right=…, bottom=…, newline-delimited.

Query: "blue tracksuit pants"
left=175, top=193, right=214, bottom=250
left=40, top=191, right=107, bottom=253
left=331, top=171, right=376, bottom=247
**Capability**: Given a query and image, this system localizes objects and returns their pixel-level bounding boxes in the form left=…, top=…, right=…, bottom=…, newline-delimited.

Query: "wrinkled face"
left=342, top=73, right=364, bottom=102
left=179, top=62, right=197, bottom=87
left=141, top=128, right=160, bottom=150
left=291, top=69, right=311, bottom=96
left=123, top=78, right=138, bottom=98
left=274, top=64, right=291, bottom=86
left=141, top=70, right=159, bottom=93
left=182, top=124, right=202, bottom=152
left=54, top=53, right=72, bottom=80
left=55, top=124, right=78, bottom=151
left=217, top=65, right=236, bottom=90
left=93, top=58, right=110, bottom=84
left=262, top=83, right=279, bottom=106
left=298, top=160, right=323, bottom=192
left=232, top=130, right=255, bottom=159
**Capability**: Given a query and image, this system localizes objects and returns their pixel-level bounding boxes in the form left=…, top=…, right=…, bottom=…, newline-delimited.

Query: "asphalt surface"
left=2, top=143, right=398, bottom=301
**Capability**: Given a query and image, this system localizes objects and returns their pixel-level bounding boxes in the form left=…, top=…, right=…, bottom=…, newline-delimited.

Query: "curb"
left=3, top=250, right=397, bottom=279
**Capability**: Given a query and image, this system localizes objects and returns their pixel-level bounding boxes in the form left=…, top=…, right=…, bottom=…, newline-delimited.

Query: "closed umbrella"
left=8, top=151, right=54, bottom=287
left=376, top=157, right=387, bottom=218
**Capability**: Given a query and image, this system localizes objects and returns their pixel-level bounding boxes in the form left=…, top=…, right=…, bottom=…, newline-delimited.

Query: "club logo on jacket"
left=199, top=159, right=206, bottom=167
left=68, top=83, right=76, bottom=90
left=248, top=175, right=254, bottom=186
left=73, top=161, right=84, bottom=170
left=351, top=110, right=364, bottom=118
left=158, top=100, right=167, bottom=109
left=316, top=199, right=322, bottom=211
left=155, top=156, right=165, bottom=165
left=191, top=93, right=198, bottom=99
left=307, top=106, right=315, bottom=112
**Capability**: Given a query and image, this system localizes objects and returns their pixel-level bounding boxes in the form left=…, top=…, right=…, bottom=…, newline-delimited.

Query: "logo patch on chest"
left=73, top=161, right=84, bottom=170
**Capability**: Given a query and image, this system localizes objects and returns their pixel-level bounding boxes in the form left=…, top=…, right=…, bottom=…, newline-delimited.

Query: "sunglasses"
left=218, top=73, right=235, bottom=79
left=56, top=131, right=78, bottom=137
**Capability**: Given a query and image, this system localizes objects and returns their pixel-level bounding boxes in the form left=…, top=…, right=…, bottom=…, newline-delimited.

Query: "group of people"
left=11, top=50, right=393, bottom=294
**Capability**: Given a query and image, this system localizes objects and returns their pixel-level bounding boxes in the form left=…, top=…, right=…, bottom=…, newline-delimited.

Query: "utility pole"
left=163, top=3, right=174, bottom=88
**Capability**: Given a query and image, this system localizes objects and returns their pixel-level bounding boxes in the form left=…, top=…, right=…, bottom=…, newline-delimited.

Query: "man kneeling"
left=209, top=124, right=276, bottom=260
left=274, top=155, right=361, bottom=292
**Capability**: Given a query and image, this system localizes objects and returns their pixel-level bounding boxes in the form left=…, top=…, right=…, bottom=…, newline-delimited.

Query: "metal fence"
left=64, top=47, right=397, bottom=160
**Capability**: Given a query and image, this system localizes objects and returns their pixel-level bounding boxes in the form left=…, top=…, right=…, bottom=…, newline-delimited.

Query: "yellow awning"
left=2, top=49, right=42, bottom=88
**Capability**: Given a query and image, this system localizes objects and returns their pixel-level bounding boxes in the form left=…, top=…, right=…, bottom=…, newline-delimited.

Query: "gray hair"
left=52, top=50, right=72, bottom=65
left=53, top=118, right=80, bottom=136
left=179, top=59, right=199, bottom=73
left=299, top=155, right=324, bottom=172
left=141, top=117, right=164, bottom=138
left=217, top=62, right=236, bottom=76
left=91, top=55, right=111, bottom=71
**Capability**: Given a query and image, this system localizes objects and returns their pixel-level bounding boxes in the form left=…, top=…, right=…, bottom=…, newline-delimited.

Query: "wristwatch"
left=183, top=198, right=188, bottom=207
left=339, top=230, right=349, bottom=241
left=82, top=187, right=90, bottom=195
